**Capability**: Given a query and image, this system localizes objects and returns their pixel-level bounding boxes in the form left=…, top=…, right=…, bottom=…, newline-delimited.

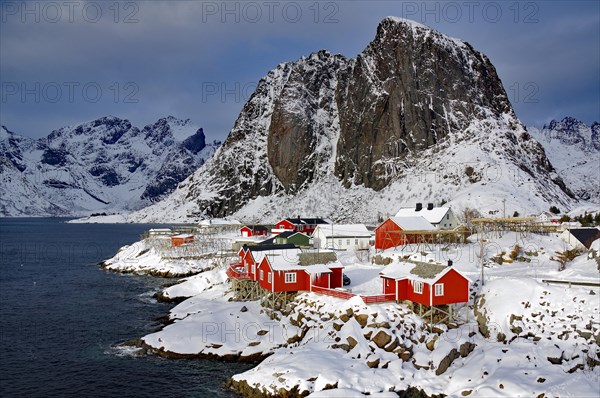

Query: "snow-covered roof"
left=263, top=249, right=302, bottom=271
left=380, top=261, right=468, bottom=284
left=172, top=234, right=193, bottom=238
left=304, top=264, right=333, bottom=275
left=314, top=224, right=371, bottom=238
left=394, top=207, right=451, bottom=224
left=590, top=238, right=600, bottom=251
left=388, top=216, right=435, bottom=231
left=149, top=228, right=171, bottom=232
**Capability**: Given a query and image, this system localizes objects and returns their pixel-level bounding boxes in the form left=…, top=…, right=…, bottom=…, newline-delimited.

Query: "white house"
left=538, top=211, right=559, bottom=224
left=313, top=224, right=371, bottom=251
left=395, top=203, right=460, bottom=230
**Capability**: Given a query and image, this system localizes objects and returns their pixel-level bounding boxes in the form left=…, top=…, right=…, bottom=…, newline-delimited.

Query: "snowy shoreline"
left=104, top=231, right=600, bottom=397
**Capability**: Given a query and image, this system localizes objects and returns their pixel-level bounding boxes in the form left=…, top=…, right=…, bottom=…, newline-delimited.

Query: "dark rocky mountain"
left=130, top=17, right=576, bottom=223
left=0, top=116, right=220, bottom=216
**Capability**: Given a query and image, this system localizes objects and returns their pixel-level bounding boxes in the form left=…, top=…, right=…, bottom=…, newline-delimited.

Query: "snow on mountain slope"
left=127, top=18, right=576, bottom=224
left=0, top=117, right=220, bottom=216
left=529, top=117, right=599, bottom=202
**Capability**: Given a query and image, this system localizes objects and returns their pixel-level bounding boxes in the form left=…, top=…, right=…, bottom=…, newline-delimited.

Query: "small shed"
left=171, top=234, right=194, bottom=247
left=240, top=225, right=269, bottom=237
left=380, top=261, right=470, bottom=306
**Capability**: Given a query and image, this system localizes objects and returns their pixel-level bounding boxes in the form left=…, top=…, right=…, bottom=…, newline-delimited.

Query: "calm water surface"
left=0, top=218, right=252, bottom=397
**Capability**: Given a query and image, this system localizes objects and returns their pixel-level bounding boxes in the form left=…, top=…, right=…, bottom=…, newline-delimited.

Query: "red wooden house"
left=229, top=245, right=344, bottom=293
left=235, top=244, right=297, bottom=281
left=256, top=253, right=344, bottom=293
left=240, top=225, right=269, bottom=237
left=171, top=234, right=194, bottom=247
left=380, top=261, right=470, bottom=306
left=272, top=217, right=329, bottom=236
left=375, top=216, right=435, bottom=250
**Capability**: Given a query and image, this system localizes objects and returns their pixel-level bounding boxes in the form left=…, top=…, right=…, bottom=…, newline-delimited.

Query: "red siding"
left=257, top=257, right=310, bottom=292
left=405, top=279, right=431, bottom=306
left=431, top=269, right=469, bottom=305
left=310, top=273, right=330, bottom=289
left=330, top=268, right=344, bottom=289
left=375, top=219, right=407, bottom=250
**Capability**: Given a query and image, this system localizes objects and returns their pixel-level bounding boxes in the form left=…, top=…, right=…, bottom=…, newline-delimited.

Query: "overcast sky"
left=1, top=0, right=598, bottom=141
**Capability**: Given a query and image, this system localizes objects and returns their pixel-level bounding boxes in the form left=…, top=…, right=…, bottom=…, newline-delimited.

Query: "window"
left=386, top=280, right=389, bottom=287
left=260, top=270, right=264, bottom=280
left=413, top=281, right=423, bottom=294
left=447, top=214, right=449, bottom=219
left=435, top=283, right=444, bottom=296
left=346, top=239, right=350, bottom=246
left=268, top=273, right=272, bottom=283
left=284, top=273, right=296, bottom=283
left=355, top=239, right=359, bottom=245
left=252, top=264, right=256, bottom=275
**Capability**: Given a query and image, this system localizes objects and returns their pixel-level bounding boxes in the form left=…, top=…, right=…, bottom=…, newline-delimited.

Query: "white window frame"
left=413, top=281, right=423, bottom=294
left=284, top=272, right=296, bottom=284
left=260, top=270, right=264, bottom=280
left=355, top=238, right=359, bottom=245
left=435, top=283, right=444, bottom=296
left=268, top=272, right=272, bottom=283
left=252, top=263, right=256, bottom=275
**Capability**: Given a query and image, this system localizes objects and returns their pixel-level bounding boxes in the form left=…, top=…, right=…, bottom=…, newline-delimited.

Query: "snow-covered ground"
left=105, top=229, right=599, bottom=396
left=101, top=231, right=240, bottom=277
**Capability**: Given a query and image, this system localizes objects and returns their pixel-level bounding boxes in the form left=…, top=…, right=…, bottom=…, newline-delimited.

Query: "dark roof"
left=242, top=225, right=268, bottom=231
left=285, top=217, right=329, bottom=225
left=246, top=243, right=297, bottom=252
left=568, top=229, right=600, bottom=249
left=276, top=231, right=296, bottom=239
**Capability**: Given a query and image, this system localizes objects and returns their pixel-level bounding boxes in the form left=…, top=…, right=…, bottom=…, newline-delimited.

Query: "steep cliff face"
left=129, top=18, right=576, bottom=223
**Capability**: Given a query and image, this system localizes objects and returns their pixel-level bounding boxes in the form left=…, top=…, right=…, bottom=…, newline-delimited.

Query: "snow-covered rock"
left=529, top=117, right=600, bottom=202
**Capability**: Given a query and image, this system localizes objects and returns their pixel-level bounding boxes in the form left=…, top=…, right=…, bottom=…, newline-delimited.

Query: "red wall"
left=431, top=269, right=469, bottom=305
left=405, top=279, right=431, bottom=306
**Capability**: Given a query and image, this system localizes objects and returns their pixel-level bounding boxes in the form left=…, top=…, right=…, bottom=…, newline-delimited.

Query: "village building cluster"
left=146, top=203, right=600, bottom=321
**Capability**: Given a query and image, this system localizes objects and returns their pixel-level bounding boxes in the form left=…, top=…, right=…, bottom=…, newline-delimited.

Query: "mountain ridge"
left=126, top=17, right=578, bottom=223
left=0, top=116, right=220, bottom=216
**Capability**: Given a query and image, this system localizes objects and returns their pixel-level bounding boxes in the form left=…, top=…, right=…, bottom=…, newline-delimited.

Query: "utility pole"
left=502, top=198, right=506, bottom=218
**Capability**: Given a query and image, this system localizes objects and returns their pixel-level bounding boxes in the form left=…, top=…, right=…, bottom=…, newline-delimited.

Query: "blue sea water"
left=0, top=218, right=251, bottom=397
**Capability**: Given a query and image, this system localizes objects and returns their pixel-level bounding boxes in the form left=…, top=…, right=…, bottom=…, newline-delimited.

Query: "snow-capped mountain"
left=0, top=116, right=220, bottom=216
left=529, top=117, right=599, bottom=202
left=127, top=17, right=576, bottom=223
